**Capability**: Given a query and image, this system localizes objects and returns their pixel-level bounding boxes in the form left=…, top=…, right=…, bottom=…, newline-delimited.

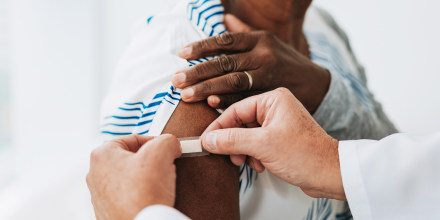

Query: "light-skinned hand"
left=201, top=88, right=346, bottom=200
left=86, top=134, right=182, bottom=220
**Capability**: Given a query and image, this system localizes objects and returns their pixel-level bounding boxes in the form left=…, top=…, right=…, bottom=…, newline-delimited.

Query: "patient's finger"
left=172, top=53, right=257, bottom=88
left=178, top=32, right=261, bottom=60
left=224, top=14, right=253, bottom=33
left=207, top=92, right=261, bottom=109
left=180, top=71, right=252, bottom=102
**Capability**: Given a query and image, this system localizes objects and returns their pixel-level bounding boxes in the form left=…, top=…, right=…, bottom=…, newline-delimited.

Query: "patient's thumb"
left=202, top=127, right=261, bottom=157
left=224, top=14, right=253, bottom=33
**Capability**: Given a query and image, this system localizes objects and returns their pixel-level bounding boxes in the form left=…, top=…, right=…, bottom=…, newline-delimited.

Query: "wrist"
left=303, top=136, right=346, bottom=200
left=320, top=137, right=346, bottom=200
left=295, top=66, right=331, bottom=113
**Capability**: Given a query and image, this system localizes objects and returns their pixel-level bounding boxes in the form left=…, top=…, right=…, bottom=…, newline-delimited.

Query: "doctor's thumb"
left=202, top=127, right=263, bottom=157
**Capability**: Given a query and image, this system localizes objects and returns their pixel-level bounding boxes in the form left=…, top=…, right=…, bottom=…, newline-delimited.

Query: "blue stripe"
left=147, top=16, right=154, bottom=24
left=169, top=86, right=181, bottom=95
left=102, top=119, right=152, bottom=127
left=104, top=111, right=156, bottom=120
left=166, top=93, right=180, bottom=101
left=141, top=111, right=156, bottom=118
left=102, top=123, right=136, bottom=127
left=146, top=101, right=162, bottom=108
left=101, top=131, right=132, bottom=135
left=196, top=4, right=222, bottom=25
left=211, top=21, right=223, bottom=29
left=205, top=11, right=223, bottom=20
left=105, top=115, right=140, bottom=120
left=163, top=99, right=175, bottom=105
left=245, top=165, right=250, bottom=192
left=124, top=102, right=147, bottom=109
left=118, top=107, right=142, bottom=112
left=136, top=119, right=153, bottom=126
left=239, top=165, right=245, bottom=175
left=189, top=0, right=210, bottom=21
left=153, top=92, right=167, bottom=99
left=202, top=20, right=208, bottom=31
left=137, top=129, right=150, bottom=135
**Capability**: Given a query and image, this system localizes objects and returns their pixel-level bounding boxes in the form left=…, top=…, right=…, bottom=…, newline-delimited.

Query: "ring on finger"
left=243, top=71, right=253, bottom=91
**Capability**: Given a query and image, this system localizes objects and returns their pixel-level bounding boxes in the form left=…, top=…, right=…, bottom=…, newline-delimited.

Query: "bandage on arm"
left=162, top=101, right=240, bottom=220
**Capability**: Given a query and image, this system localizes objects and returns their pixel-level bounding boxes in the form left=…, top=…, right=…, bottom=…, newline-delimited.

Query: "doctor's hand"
left=172, top=14, right=330, bottom=113
left=201, top=88, right=346, bottom=200
left=86, top=134, right=182, bottom=220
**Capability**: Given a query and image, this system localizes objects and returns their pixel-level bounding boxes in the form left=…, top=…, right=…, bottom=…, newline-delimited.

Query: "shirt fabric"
left=339, top=132, right=440, bottom=220
left=101, top=0, right=397, bottom=219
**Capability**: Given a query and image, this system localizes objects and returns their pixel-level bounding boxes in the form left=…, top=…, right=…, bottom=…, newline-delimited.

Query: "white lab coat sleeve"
left=339, top=132, right=440, bottom=220
left=134, top=205, right=190, bottom=220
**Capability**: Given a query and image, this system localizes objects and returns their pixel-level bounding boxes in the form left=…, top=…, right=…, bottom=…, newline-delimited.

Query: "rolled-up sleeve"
left=313, top=65, right=397, bottom=140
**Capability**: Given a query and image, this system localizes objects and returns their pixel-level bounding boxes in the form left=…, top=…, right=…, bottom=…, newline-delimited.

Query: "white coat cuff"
left=339, top=140, right=375, bottom=220
left=134, top=205, right=190, bottom=220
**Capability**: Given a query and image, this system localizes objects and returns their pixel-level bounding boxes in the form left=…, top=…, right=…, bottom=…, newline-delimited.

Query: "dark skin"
left=165, top=0, right=328, bottom=219
left=172, top=0, right=330, bottom=113
left=162, top=102, right=240, bottom=220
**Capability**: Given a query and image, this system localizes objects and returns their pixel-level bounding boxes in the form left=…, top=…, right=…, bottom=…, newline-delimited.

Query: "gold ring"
left=244, top=71, right=253, bottom=90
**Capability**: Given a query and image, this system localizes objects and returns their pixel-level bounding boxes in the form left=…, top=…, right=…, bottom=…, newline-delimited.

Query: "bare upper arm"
left=162, top=101, right=240, bottom=220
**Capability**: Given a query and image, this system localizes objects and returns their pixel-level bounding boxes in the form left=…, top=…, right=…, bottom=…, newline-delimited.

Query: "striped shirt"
left=101, top=0, right=397, bottom=219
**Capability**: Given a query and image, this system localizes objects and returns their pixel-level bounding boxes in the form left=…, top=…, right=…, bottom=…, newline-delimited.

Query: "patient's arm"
left=162, top=101, right=240, bottom=219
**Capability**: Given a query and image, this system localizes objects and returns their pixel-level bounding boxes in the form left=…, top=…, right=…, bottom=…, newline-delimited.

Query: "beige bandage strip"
left=178, top=136, right=210, bottom=157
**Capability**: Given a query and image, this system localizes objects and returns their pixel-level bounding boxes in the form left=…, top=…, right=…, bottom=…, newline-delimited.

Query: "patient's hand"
left=172, top=15, right=330, bottom=113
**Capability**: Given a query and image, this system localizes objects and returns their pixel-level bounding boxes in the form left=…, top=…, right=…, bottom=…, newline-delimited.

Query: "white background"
left=0, top=0, right=439, bottom=219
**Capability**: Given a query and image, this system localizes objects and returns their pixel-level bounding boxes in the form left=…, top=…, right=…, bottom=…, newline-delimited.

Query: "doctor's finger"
left=202, top=127, right=265, bottom=157
left=137, top=134, right=182, bottom=162
left=172, top=53, right=257, bottom=88
left=178, top=32, right=260, bottom=60
left=203, top=93, right=269, bottom=134
left=230, top=154, right=246, bottom=166
left=110, top=135, right=155, bottom=153
left=246, top=156, right=265, bottom=173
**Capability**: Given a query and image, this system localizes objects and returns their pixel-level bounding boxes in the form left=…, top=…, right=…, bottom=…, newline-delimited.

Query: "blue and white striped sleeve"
left=312, top=8, right=398, bottom=140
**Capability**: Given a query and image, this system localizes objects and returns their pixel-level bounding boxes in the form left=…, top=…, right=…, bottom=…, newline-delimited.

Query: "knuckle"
left=275, top=87, right=290, bottom=95
left=90, top=148, right=101, bottom=161
left=225, top=129, right=238, bottom=151
left=196, top=81, right=213, bottom=96
left=226, top=73, right=246, bottom=90
left=160, top=134, right=178, bottom=145
left=215, top=33, right=235, bottom=46
left=217, top=55, right=238, bottom=73
left=191, top=66, right=203, bottom=78
left=197, top=40, right=210, bottom=51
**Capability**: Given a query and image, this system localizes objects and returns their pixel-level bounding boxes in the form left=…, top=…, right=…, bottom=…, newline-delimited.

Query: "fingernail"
left=181, top=88, right=194, bottom=100
left=178, top=46, right=192, bottom=58
left=208, top=95, right=220, bottom=106
left=172, top=72, right=186, bottom=85
left=204, top=132, right=217, bottom=150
